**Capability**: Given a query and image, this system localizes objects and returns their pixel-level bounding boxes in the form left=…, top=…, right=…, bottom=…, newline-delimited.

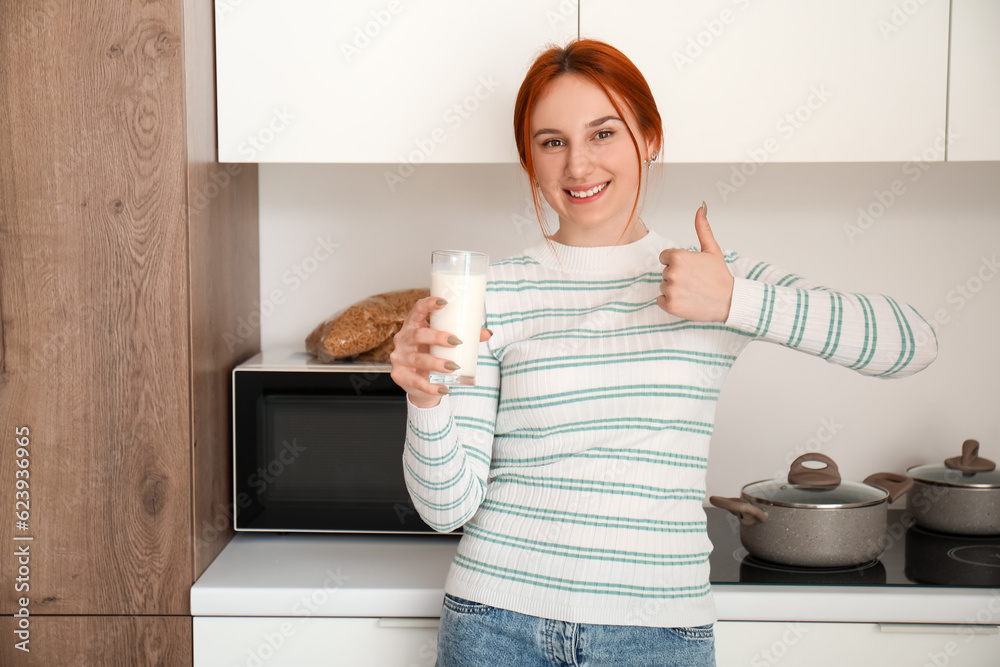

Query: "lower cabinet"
left=194, top=618, right=1000, bottom=666
left=0, top=615, right=192, bottom=666
left=194, top=617, right=440, bottom=667
left=716, top=622, right=1000, bottom=667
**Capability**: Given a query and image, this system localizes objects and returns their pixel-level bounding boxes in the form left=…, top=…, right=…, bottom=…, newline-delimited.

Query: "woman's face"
left=529, top=74, right=655, bottom=246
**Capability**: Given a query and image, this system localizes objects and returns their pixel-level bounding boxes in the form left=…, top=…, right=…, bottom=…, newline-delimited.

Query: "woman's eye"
left=595, top=129, right=614, bottom=140
left=541, top=138, right=564, bottom=148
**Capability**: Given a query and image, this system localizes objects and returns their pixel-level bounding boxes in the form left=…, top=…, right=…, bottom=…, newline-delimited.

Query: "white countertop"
left=191, top=532, right=1000, bottom=624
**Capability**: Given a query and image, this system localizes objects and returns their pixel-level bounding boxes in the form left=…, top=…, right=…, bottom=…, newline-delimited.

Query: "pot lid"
left=743, top=477, right=888, bottom=508
left=908, top=440, right=1000, bottom=489
left=742, top=453, right=888, bottom=509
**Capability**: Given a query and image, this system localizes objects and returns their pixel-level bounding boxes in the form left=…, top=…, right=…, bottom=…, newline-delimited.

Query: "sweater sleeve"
left=723, top=253, right=938, bottom=378
left=401, top=342, right=499, bottom=532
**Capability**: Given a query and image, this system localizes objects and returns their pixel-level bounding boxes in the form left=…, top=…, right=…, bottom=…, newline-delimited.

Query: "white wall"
left=257, top=161, right=1000, bottom=500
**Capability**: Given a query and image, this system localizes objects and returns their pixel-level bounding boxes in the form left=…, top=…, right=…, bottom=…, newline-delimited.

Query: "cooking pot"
left=905, top=439, right=1000, bottom=536
left=709, top=453, right=912, bottom=568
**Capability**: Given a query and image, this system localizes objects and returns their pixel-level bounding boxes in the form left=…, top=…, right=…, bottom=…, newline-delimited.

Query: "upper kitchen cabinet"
left=947, top=0, right=1000, bottom=160
left=580, top=0, right=950, bottom=162
left=215, top=0, right=577, bottom=163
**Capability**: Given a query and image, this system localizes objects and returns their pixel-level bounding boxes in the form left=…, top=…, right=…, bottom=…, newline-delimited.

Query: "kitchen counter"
left=191, top=510, right=1000, bottom=624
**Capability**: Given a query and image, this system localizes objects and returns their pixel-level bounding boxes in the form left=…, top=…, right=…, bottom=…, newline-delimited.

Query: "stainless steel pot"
left=710, top=453, right=912, bottom=567
left=905, top=439, right=1000, bottom=536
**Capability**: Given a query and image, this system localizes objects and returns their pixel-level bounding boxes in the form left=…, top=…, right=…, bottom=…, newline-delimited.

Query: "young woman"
left=389, top=39, right=937, bottom=667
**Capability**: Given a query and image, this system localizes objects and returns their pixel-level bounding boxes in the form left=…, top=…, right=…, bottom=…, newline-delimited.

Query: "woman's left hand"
left=657, top=204, right=735, bottom=322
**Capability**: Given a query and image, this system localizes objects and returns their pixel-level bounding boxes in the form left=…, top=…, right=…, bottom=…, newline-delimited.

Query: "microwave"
left=232, top=348, right=439, bottom=533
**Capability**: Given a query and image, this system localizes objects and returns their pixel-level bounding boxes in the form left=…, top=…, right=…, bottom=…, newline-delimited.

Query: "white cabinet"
left=215, top=1, right=995, bottom=164
left=194, top=617, right=440, bottom=667
left=947, top=0, right=1000, bottom=161
left=579, top=0, right=951, bottom=163
left=717, top=622, right=1000, bottom=667
left=214, top=0, right=577, bottom=163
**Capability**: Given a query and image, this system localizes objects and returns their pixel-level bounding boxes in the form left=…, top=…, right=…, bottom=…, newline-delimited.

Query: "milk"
left=429, top=270, right=487, bottom=384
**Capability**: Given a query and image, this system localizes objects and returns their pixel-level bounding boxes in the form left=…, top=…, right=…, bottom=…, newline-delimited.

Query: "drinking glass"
left=428, top=250, right=488, bottom=386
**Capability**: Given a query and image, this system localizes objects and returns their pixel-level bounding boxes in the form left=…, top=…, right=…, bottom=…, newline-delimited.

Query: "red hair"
left=513, top=39, right=663, bottom=238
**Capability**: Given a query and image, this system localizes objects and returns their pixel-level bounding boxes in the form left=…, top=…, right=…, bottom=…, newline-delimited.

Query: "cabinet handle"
left=879, top=623, right=1000, bottom=635
left=377, top=618, right=440, bottom=629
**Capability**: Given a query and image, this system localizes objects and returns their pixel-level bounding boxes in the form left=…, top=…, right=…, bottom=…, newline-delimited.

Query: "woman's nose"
left=565, top=143, right=594, bottom=178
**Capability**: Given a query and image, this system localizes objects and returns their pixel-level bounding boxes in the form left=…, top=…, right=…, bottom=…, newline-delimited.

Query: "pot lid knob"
left=787, top=452, right=842, bottom=488
left=945, top=439, right=996, bottom=473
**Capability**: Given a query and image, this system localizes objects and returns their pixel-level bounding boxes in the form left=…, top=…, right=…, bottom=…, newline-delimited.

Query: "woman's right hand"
left=389, top=296, right=491, bottom=409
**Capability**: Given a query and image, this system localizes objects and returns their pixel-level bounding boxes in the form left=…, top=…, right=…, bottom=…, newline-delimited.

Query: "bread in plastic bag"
left=305, top=288, right=429, bottom=362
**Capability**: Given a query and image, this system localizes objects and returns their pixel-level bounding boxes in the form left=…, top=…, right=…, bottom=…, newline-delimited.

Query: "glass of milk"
left=428, top=250, right=488, bottom=386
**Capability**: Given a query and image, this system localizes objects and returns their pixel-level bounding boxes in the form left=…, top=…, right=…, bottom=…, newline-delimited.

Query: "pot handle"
left=709, top=496, right=768, bottom=526
left=787, top=452, right=841, bottom=488
left=863, top=472, right=914, bottom=503
left=944, top=439, right=996, bottom=473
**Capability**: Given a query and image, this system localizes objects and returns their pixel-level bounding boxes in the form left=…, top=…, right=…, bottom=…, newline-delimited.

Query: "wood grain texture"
left=183, top=0, right=261, bottom=578
left=0, top=615, right=191, bottom=666
left=0, top=1, right=191, bottom=614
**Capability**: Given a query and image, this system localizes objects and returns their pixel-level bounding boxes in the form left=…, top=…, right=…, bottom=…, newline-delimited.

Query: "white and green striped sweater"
left=403, top=230, right=937, bottom=628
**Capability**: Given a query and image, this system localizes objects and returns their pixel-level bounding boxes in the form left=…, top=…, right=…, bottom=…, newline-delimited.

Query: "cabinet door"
left=716, top=621, right=1000, bottom=666
left=0, top=616, right=191, bottom=667
left=194, top=617, right=440, bottom=667
left=215, top=0, right=578, bottom=163
left=579, top=0, right=949, bottom=162
left=948, top=0, right=1000, bottom=160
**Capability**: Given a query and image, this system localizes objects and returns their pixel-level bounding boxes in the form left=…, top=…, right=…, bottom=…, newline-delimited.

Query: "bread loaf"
left=305, top=288, right=429, bottom=362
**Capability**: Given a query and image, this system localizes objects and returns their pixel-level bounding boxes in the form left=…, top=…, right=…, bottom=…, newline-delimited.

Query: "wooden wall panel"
left=0, top=0, right=191, bottom=615
left=0, top=615, right=191, bottom=666
left=183, top=0, right=261, bottom=578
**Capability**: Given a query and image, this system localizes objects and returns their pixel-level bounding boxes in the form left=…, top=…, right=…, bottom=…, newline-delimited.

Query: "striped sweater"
left=402, top=229, right=937, bottom=628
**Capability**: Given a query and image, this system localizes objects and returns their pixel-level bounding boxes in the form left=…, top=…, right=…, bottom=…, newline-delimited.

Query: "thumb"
left=695, top=201, right=722, bottom=255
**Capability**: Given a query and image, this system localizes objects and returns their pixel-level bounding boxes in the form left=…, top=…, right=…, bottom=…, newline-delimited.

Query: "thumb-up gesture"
left=657, top=203, right=735, bottom=322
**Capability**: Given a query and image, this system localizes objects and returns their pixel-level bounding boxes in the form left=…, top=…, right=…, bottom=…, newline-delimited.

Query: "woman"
left=389, top=40, right=937, bottom=667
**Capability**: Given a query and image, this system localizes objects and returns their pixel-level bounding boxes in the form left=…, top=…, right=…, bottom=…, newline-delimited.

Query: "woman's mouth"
left=565, top=181, right=610, bottom=203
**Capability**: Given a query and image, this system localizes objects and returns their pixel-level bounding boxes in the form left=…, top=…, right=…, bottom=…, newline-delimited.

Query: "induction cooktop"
left=706, top=508, right=1000, bottom=588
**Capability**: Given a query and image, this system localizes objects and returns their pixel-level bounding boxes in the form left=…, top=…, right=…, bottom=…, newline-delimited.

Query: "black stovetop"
left=706, top=508, right=1000, bottom=587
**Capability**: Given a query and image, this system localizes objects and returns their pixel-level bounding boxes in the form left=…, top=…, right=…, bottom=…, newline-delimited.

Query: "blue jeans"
left=436, top=594, right=715, bottom=667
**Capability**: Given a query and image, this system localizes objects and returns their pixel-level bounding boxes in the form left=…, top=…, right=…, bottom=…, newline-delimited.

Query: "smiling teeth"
left=568, top=182, right=608, bottom=198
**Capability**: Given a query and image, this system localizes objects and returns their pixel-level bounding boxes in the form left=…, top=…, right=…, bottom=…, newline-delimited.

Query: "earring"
left=646, top=151, right=658, bottom=169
